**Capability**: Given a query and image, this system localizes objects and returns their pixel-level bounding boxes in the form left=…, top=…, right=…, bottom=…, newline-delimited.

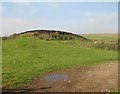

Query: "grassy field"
left=81, top=33, right=118, bottom=41
left=2, top=36, right=118, bottom=88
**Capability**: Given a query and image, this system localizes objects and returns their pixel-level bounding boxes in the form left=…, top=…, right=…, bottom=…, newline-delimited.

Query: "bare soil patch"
left=21, top=60, right=118, bottom=92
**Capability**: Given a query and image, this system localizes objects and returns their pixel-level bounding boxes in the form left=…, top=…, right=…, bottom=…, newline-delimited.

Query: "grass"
left=81, top=33, right=118, bottom=41
left=2, top=36, right=118, bottom=88
left=81, top=33, right=119, bottom=51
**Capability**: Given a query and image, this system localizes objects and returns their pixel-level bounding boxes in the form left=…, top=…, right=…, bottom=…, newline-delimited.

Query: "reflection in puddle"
left=44, top=74, right=68, bottom=82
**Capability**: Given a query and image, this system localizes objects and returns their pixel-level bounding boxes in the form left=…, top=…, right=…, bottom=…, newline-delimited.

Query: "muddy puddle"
left=44, top=74, right=68, bottom=82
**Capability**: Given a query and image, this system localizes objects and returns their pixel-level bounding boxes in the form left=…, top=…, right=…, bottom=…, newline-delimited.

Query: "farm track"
left=3, top=60, right=118, bottom=93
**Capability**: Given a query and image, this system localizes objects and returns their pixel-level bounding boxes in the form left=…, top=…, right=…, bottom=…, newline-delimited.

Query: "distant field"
left=81, top=33, right=118, bottom=41
left=2, top=36, right=118, bottom=88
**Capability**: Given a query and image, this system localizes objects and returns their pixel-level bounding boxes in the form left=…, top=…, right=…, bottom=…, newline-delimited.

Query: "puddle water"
left=44, top=74, right=68, bottom=82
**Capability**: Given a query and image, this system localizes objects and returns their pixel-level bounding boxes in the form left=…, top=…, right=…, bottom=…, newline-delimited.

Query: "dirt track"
left=21, top=60, right=118, bottom=92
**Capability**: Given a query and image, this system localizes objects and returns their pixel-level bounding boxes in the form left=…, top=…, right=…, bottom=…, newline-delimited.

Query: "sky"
left=1, top=2, right=118, bottom=36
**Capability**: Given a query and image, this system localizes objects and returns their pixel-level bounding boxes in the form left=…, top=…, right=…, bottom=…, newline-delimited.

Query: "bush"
left=58, top=35, right=64, bottom=40
left=46, top=38, right=50, bottom=41
left=2, top=36, right=8, bottom=40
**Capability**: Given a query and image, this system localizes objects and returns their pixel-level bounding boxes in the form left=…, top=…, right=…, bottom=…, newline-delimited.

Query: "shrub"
left=58, top=35, right=64, bottom=40
left=2, top=36, right=8, bottom=40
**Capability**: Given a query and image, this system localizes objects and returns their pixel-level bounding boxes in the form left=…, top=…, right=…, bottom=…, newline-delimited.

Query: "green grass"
left=2, top=36, right=118, bottom=88
left=81, top=34, right=118, bottom=41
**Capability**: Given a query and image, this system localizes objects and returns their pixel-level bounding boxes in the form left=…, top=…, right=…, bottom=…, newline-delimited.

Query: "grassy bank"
left=2, top=36, right=118, bottom=88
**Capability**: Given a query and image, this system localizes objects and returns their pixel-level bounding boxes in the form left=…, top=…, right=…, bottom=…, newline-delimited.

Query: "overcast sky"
left=2, top=2, right=118, bottom=36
